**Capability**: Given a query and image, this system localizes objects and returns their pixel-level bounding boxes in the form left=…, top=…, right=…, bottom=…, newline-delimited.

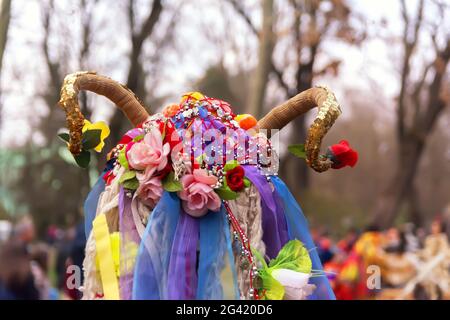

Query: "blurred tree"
left=0, top=0, right=11, bottom=108
left=0, top=0, right=10, bottom=77
left=194, top=64, right=246, bottom=113
left=106, top=0, right=163, bottom=149
left=12, top=0, right=168, bottom=233
left=12, top=0, right=97, bottom=233
left=247, top=0, right=275, bottom=119
left=372, top=0, right=450, bottom=228
left=229, top=0, right=365, bottom=196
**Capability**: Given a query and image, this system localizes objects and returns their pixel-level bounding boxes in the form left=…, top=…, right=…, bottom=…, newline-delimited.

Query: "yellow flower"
left=82, top=119, right=110, bottom=152
left=181, top=91, right=204, bottom=103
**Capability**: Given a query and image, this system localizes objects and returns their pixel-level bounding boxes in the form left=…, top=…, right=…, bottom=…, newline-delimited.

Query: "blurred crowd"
left=0, top=216, right=85, bottom=300
left=314, top=218, right=450, bottom=300
left=0, top=215, right=449, bottom=300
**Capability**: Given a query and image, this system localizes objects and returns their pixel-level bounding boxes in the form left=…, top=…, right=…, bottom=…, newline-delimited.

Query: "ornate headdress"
left=58, top=71, right=355, bottom=300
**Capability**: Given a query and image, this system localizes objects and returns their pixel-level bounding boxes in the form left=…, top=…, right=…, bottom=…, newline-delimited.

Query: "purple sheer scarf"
left=167, top=211, right=199, bottom=299
left=243, top=166, right=289, bottom=259
left=119, top=188, right=141, bottom=300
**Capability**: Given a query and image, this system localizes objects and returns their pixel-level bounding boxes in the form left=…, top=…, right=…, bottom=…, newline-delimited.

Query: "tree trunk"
left=0, top=0, right=11, bottom=74
left=247, top=0, right=275, bottom=118
left=372, top=136, right=425, bottom=228
left=104, top=0, right=162, bottom=155
left=280, top=59, right=315, bottom=195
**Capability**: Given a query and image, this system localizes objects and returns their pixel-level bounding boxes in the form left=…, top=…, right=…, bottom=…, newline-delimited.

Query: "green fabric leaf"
left=162, top=171, right=182, bottom=192
left=133, top=135, right=144, bottom=142
left=268, top=239, right=312, bottom=274
left=252, top=248, right=268, bottom=269
left=119, top=170, right=136, bottom=184
left=215, top=187, right=238, bottom=200
left=118, top=148, right=129, bottom=170
left=161, top=120, right=168, bottom=140
left=224, top=160, right=239, bottom=172
left=122, top=177, right=139, bottom=190
left=82, top=129, right=102, bottom=150
left=243, top=178, right=251, bottom=188
left=74, top=150, right=91, bottom=168
left=258, top=269, right=285, bottom=300
left=58, top=132, right=70, bottom=143
left=288, top=144, right=306, bottom=159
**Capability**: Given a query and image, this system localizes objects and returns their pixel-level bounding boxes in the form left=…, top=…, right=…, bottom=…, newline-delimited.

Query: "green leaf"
left=216, top=187, right=238, bottom=200
left=288, top=144, right=306, bottom=159
left=74, top=150, right=91, bottom=168
left=244, top=178, right=251, bottom=188
left=119, top=170, right=136, bottom=184
left=224, top=160, right=239, bottom=172
left=261, top=272, right=285, bottom=300
left=122, top=177, right=139, bottom=190
left=252, top=248, right=268, bottom=269
left=161, top=120, right=168, bottom=140
left=268, top=240, right=312, bottom=274
left=118, top=148, right=129, bottom=169
left=162, top=171, right=182, bottom=192
left=133, top=135, right=144, bottom=142
left=58, top=132, right=70, bottom=143
left=82, top=129, right=102, bottom=150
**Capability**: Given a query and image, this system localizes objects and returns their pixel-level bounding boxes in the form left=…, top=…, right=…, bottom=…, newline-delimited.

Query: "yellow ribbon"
left=92, top=214, right=120, bottom=300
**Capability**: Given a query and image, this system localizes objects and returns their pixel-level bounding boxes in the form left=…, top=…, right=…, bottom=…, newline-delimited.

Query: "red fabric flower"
left=327, top=140, right=358, bottom=169
left=103, top=169, right=116, bottom=185
left=225, top=165, right=246, bottom=191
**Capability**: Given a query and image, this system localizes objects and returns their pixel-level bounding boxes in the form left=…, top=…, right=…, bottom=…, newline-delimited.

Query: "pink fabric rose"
left=127, top=127, right=170, bottom=171
left=179, top=169, right=221, bottom=217
left=136, top=167, right=163, bottom=208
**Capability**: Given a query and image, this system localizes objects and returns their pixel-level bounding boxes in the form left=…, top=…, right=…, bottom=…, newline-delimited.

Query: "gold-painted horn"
left=58, top=71, right=149, bottom=155
left=258, top=86, right=342, bottom=172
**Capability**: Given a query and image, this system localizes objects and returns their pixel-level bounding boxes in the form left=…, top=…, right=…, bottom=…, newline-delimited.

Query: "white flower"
left=271, top=269, right=316, bottom=300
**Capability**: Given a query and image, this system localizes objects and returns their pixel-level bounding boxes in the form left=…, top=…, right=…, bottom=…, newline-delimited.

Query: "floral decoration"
left=59, top=119, right=110, bottom=168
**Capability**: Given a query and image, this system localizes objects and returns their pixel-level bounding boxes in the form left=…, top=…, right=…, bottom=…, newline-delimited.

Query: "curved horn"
left=58, top=71, right=149, bottom=155
left=258, top=86, right=342, bottom=172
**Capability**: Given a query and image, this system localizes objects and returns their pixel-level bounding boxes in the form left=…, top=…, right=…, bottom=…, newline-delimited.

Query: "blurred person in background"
left=414, top=218, right=450, bottom=300
left=29, top=243, right=59, bottom=300
left=11, top=215, right=35, bottom=247
left=403, top=223, right=420, bottom=253
left=55, top=226, right=76, bottom=296
left=0, top=220, right=12, bottom=243
left=65, top=221, right=86, bottom=300
left=443, top=205, right=450, bottom=244
left=0, top=241, right=39, bottom=300
left=317, top=233, right=335, bottom=265
left=384, top=227, right=401, bottom=253
left=337, top=228, right=359, bottom=254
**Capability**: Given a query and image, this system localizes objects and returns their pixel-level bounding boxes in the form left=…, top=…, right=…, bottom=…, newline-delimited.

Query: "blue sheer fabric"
left=196, top=207, right=227, bottom=299
left=167, top=210, right=199, bottom=299
left=132, top=192, right=180, bottom=299
left=271, top=176, right=336, bottom=300
left=83, top=176, right=105, bottom=238
left=222, top=210, right=240, bottom=300
left=132, top=191, right=236, bottom=300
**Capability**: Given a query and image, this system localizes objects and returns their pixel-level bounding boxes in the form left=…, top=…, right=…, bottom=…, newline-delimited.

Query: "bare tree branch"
left=226, top=0, right=258, bottom=35
left=226, top=0, right=291, bottom=95
left=126, top=0, right=163, bottom=93
left=398, top=0, right=424, bottom=139
left=42, top=1, right=62, bottom=95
